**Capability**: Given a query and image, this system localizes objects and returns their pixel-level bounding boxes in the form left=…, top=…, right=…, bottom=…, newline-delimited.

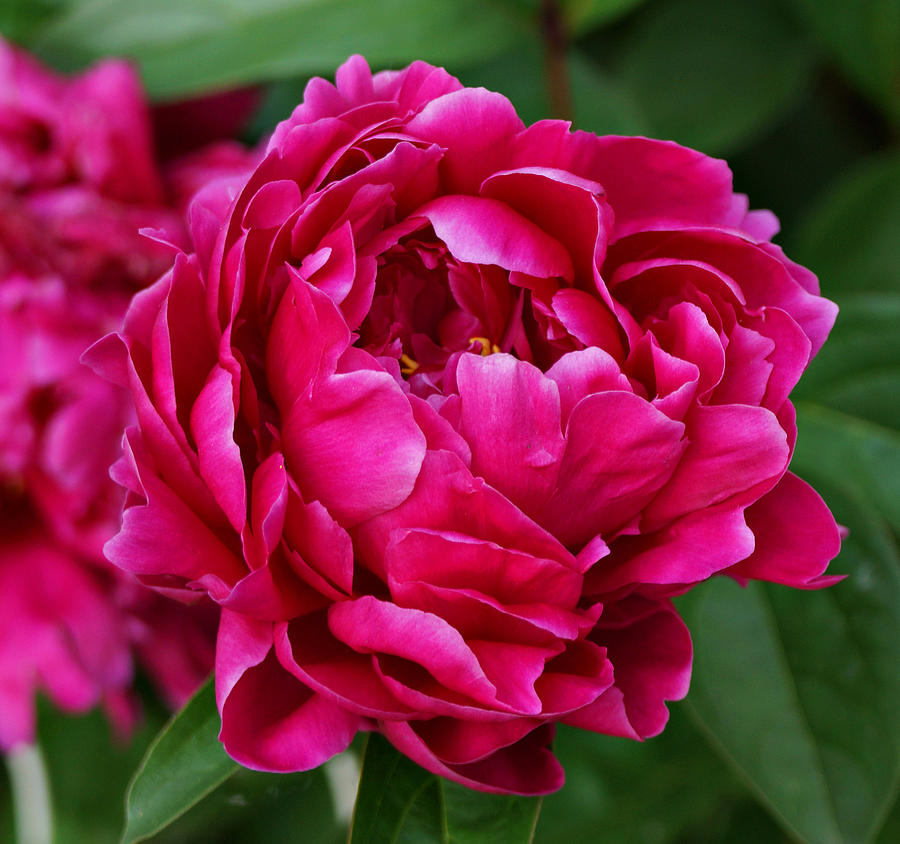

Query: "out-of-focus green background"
left=1, top=1, right=897, bottom=842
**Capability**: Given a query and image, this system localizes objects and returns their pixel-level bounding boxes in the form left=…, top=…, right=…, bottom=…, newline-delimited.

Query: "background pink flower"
left=93, top=56, right=841, bottom=793
left=0, top=39, right=255, bottom=751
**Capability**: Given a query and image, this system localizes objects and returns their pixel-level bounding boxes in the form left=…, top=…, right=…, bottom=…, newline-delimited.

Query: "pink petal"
left=455, top=353, right=564, bottom=519
left=405, top=87, right=524, bottom=194
left=587, top=503, right=755, bottom=593
left=106, top=431, right=245, bottom=588
left=567, top=597, right=691, bottom=738
left=220, top=654, right=358, bottom=772
left=265, top=274, right=350, bottom=412
left=276, top=614, right=412, bottom=719
left=190, top=365, right=246, bottom=532
left=727, top=472, right=842, bottom=588
left=380, top=720, right=564, bottom=795
left=542, top=392, right=686, bottom=546
left=512, top=125, right=736, bottom=236
left=481, top=166, right=614, bottom=283
left=644, top=404, right=789, bottom=529
left=414, top=195, right=573, bottom=280
left=328, top=597, right=497, bottom=705
left=282, top=365, right=425, bottom=526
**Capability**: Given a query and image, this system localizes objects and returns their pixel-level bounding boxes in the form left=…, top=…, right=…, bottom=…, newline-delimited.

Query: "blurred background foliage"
left=1, top=0, right=897, bottom=841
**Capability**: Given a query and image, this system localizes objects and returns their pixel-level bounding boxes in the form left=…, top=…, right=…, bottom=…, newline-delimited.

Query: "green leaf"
left=536, top=709, right=757, bottom=843
left=617, top=0, right=814, bottom=154
left=458, top=39, right=649, bottom=135
left=149, top=766, right=342, bottom=844
left=34, top=699, right=167, bottom=844
left=793, top=297, right=900, bottom=444
left=569, top=50, right=651, bottom=136
left=791, top=153, right=900, bottom=297
left=121, top=678, right=238, bottom=844
left=679, top=419, right=900, bottom=843
left=0, top=0, right=69, bottom=43
left=785, top=0, right=900, bottom=124
left=562, top=0, right=649, bottom=33
left=348, top=734, right=541, bottom=844
left=31, top=0, right=527, bottom=99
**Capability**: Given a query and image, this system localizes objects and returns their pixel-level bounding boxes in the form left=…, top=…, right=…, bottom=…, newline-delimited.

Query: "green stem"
left=5, top=744, right=52, bottom=844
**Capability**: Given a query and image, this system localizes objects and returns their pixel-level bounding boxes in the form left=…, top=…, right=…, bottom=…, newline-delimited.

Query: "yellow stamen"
left=399, top=353, right=420, bottom=375
left=468, top=336, right=501, bottom=356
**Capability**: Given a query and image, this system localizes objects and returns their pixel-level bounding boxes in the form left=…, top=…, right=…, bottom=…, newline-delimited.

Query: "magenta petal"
left=328, top=597, right=498, bottom=705
left=456, top=353, right=564, bottom=519
left=246, top=453, right=289, bottom=565
left=567, top=598, right=691, bottom=739
left=282, top=365, right=425, bottom=526
left=545, top=348, right=631, bottom=425
left=512, top=125, right=736, bottom=235
left=589, top=503, right=756, bottom=592
left=386, top=528, right=581, bottom=607
left=282, top=488, right=354, bottom=595
left=380, top=720, right=564, bottom=795
left=551, top=288, right=626, bottom=360
left=536, top=639, right=614, bottom=716
left=727, top=472, right=842, bottom=587
left=265, top=275, right=351, bottom=412
left=405, top=87, right=524, bottom=194
left=644, top=404, right=789, bottom=529
left=355, top=450, right=573, bottom=578
left=276, top=615, right=412, bottom=719
left=481, top=166, right=613, bottom=284
left=216, top=611, right=359, bottom=771
left=241, top=179, right=302, bottom=229
left=220, top=651, right=359, bottom=772
left=542, top=391, right=686, bottom=546
left=190, top=365, right=246, bottom=532
left=106, top=433, right=245, bottom=587
left=414, top=195, right=573, bottom=279
left=409, top=716, right=543, bottom=766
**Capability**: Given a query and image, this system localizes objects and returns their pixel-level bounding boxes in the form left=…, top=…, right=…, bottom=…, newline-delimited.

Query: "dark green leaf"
left=121, top=678, right=238, bottom=844
left=459, top=39, right=649, bottom=134
left=31, top=0, right=527, bottom=99
left=569, top=50, right=651, bottom=136
left=791, top=153, right=900, bottom=297
left=536, top=709, right=753, bottom=844
left=617, top=0, right=814, bottom=154
left=150, top=766, right=341, bottom=844
left=562, top=0, right=650, bottom=34
left=679, top=439, right=900, bottom=844
left=349, top=734, right=541, bottom=844
left=785, top=0, right=900, bottom=124
left=793, top=296, right=900, bottom=440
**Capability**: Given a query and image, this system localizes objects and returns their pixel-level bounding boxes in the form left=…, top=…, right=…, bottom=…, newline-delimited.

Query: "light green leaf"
left=348, top=734, right=541, bottom=844
left=32, top=0, right=527, bottom=99
left=786, top=0, right=900, bottom=124
left=121, top=678, right=238, bottom=844
left=617, top=0, right=814, bottom=154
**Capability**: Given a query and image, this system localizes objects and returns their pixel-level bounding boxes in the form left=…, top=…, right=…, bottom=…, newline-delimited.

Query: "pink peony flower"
left=0, top=40, right=254, bottom=751
left=91, top=56, right=841, bottom=794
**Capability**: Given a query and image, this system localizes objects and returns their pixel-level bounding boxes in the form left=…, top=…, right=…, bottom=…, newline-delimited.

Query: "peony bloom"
left=0, top=40, right=254, bottom=751
left=91, top=56, right=841, bottom=794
